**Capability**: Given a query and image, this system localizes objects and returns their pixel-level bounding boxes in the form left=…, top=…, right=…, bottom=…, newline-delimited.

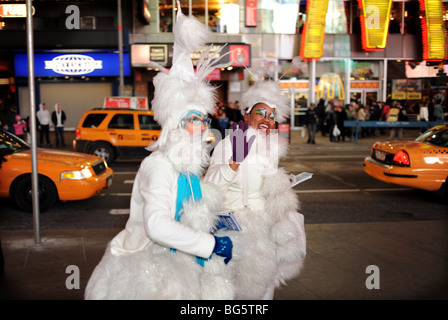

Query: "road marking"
left=112, top=171, right=137, bottom=175
left=294, top=187, right=412, bottom=194
left=123, top=180, right=134, bottom=184
left=100, top=193, right=132, bottom=196
left=109, top=209, right=130, bottom=215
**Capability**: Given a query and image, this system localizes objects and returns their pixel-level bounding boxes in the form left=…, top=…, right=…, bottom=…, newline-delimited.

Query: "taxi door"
left=137, top=113, right=161, bottom=148
left=107, top=113, right=138, bottom=147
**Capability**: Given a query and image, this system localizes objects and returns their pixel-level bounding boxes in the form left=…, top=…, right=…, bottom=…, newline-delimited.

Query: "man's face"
left=180, top=110, right=211, bottom=136
left=244, top=103, right=276, bottom=134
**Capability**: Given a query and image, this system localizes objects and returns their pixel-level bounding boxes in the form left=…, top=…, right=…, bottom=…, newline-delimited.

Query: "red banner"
left=245, top=0, right=257, bottom=27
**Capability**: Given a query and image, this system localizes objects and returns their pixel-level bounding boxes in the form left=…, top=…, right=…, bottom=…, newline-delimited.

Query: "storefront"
left=130, top=43, right=251, bottom=106
left=14, top=51, right=131, bottom=129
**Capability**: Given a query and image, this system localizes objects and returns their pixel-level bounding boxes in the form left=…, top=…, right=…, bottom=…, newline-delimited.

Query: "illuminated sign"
left=316, top=74, right=345, bottom=100
left=14, top=53, right=131, bottom=77
left=44, top=55, right=103, bottom=75
left=419, top=0, right=446, bottom=60
left=358, top=0, right=392, bottom=50
left=104, top=97, right=148, bottom=110
left=391, top=79, right=422, bottom=100
left=0, top=4, right=34, bottom=18
left=229, top=44, right=250, bottom=66
left=131, top=43, right=251, bottom=68
left=279, top=81, right=309, bottom=90
left=350, top=81, right=380, bottom=89
left=300, top=0, right=329, bottom=60
left=245, top=0, right=257, bottom=27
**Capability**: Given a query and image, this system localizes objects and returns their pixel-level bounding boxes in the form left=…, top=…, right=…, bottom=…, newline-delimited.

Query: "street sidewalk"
left=1, top=127, right=447, bottom=300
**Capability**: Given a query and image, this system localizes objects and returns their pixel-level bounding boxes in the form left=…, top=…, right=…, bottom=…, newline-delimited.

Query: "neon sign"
left=358, top=0, right=392, bottom=51
left=316, top=74, right=345, bottom=100
left=300, top=0, right=329, bottom=60
left=419, top=0, right=446, bottom=61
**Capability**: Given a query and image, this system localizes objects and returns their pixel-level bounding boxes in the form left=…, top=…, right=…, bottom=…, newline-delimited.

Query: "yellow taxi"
left=0, top=128, right=113, bottom=212
left=364, top=123, right=448, bottom=196
left=73, top=109, right=161, bottom=163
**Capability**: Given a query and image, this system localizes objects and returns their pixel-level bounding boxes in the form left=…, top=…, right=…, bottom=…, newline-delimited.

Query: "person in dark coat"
left=304, top=103, right=318, bottom=144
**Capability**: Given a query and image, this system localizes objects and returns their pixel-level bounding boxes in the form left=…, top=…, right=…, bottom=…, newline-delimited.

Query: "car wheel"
left=12, top=175, right=58, bottom=212
left=90, top=142, right=115, bottom=164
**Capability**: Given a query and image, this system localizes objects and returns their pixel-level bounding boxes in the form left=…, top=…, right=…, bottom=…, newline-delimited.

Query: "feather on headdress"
left=150, top=2, right=231, bottom=133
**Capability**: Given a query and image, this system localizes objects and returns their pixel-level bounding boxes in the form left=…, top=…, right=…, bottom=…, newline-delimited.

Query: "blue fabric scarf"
left=172, top=172, right=209, bottom=266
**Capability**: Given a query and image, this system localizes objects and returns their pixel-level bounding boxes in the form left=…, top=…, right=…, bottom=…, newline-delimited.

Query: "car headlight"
left=61, top=167, right=93, bottom=180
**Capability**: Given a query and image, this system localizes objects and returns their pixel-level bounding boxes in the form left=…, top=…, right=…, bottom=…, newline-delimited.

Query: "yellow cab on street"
left=0, top=128, right=113, bottom=212
left=73, top=97, right=161, bottom=163
left=364, top=123, right=448, bottom=197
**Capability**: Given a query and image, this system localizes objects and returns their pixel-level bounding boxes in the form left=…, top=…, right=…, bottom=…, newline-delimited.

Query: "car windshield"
left=415, top=127, right=448, bottom=147
left=0, top=129, right=31, bottom=156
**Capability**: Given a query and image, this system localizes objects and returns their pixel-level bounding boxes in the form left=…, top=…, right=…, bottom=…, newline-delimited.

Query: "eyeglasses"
left=255, top=108, right=275, bottom=120
left=182, top=116, right=211, bottom=128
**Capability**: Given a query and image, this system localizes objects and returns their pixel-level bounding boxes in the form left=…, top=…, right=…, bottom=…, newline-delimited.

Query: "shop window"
left=159, top=0, right=239, bottom=34
left=279, top=59, right=309, bottom=80
left=351, top=60, right=379, bottom=80
left=316, top=60, right=348, bottom=103
left=403, top=1, right=421, bottom=34
left=261, top=0, right=299, bottom=34
left=325, top=0, right=349, bottom=34
left=389, top=1, right=403, bottom=34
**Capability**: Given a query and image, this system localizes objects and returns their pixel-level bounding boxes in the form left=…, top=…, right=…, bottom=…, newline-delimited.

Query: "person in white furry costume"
left=85, top=4, right=235, bottom=300
left=204, top=81, right=307, bottom=300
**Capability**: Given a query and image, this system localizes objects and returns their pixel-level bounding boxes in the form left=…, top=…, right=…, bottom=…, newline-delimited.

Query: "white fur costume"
left=204, top=82, right=307, bottom=300
left=85, top=4, right=234, bottom=300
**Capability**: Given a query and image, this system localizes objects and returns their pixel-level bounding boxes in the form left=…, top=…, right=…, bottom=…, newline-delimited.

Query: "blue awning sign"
left=14, top=52, right=130, bottom=77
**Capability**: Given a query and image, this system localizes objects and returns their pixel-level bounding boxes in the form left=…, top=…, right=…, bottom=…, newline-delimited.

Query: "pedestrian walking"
left=304, top=103, right=318, bottom=144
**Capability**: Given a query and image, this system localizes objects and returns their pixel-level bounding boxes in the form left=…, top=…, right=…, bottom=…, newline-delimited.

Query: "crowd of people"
left=209, top=100, right=244, bottom=138
left=304, top=97, right=446, bottom=143
left=0, top=100, right=67, bottom=147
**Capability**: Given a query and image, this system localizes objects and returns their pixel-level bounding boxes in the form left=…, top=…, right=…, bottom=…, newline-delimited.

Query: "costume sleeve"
left=139, top=156, right=216, bottom=259
left=203, top=138, right=238, bottom=188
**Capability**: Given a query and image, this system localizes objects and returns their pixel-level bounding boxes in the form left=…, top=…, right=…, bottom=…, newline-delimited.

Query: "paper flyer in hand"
left=290, top=172, right=313, bottom=188
left=213, top=210, right=242, bottom=233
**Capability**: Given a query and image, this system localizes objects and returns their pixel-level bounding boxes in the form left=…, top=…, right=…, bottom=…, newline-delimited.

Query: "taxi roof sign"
left=103, top=97, right=149, bottom=110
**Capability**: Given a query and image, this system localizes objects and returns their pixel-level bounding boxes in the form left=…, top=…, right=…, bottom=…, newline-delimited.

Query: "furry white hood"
left=241, top=81, right=290, bottom=123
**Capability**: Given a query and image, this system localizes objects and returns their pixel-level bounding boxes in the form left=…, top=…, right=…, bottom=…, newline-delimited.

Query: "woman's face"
left=244, top=103, right=276, bottom=134
left=180, top=110, right=211, bottom=135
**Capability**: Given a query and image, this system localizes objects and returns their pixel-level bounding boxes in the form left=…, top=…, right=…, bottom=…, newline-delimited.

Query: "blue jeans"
left=55, top=126, right=65, bottom=146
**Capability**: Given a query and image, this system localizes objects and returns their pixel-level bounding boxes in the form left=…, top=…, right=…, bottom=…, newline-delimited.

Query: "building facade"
left=1, top=0, right=447, bottom=130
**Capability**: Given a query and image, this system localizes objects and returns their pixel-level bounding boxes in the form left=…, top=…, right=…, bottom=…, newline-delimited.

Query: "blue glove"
left=213, top=236, right=233, bottom=264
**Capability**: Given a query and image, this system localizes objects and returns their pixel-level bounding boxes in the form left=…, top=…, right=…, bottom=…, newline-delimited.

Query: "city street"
left=1, top=137, right=446, bottom=230
left=0, top=130, right=447, bottom=300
